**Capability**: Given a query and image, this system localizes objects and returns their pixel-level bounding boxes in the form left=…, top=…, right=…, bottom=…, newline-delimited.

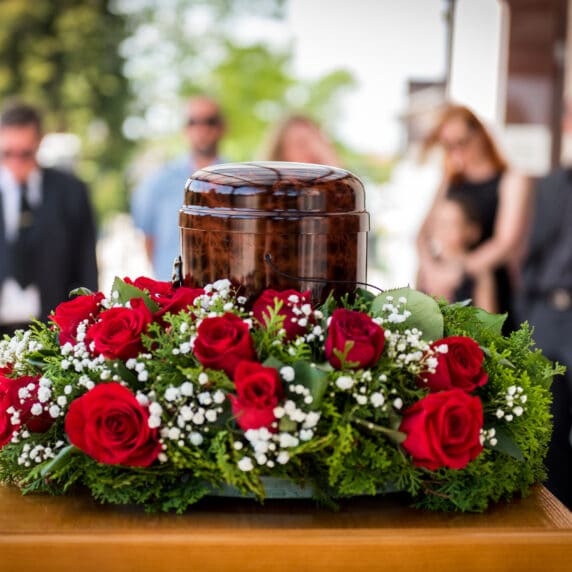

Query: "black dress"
left=447, top=173, right=514, bottom=330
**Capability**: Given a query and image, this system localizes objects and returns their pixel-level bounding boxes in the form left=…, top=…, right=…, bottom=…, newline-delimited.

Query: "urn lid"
left=184, top=161, right=365, bottom=213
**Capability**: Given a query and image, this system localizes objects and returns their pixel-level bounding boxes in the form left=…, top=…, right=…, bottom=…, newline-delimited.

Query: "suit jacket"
left=520, top=167, right=571, bottom=299
left=7, top=167, right=98, bottom=321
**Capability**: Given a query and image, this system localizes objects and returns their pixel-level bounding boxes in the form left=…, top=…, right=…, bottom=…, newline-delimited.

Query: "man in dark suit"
left=0, top=102, right=97, bottom=333
left=517, top=164, right=572, bottom=510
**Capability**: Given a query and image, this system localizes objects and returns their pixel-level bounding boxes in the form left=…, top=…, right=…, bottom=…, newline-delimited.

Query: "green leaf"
left=68, top=286, right=95, bottom=298
left=263, top=355, right=285, bottom=371
left=111, top=276, right=160, bottom=313
left=279, top=417, right=297, bottom=432
left=292, top=361, right=330, bottom=409
left=355, top=287, right=376, bottom=304
left=262, top=356, right=329, bottom=409
left=351, top=416, right=407, bottom=445
left=488, top=426, right=524, bottom=461
left=473, top=308, right=507, bottom=336
left=40, top=444, right=79, bottom=478
left=371, top=287, right=444, bottom=341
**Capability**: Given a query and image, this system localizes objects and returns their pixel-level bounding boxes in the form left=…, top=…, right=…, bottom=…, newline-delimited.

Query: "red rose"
left=51, top=292, right=105, bottom=345
left=154, top=286, right=204, bottom=321
left=0, top=372, right=53, bottom=434
left=124, top=276, right=173, bottom=297
left=399, top=389, right=484, bottom=470
left=124, top=276, right=203, bottom=322
left=253, top=289, right=314, bottom=340
left=325, top=308, right=385, bottom=369
left=65, top=382, right=161, bottom=467
left=86, top=297, right=153, bottom=360
left=229, top=361, right=283, bottom=431
left=422, top=336, right=488, bottom=393
left=0, top=390, right=16, bottom=448
left=194, top=313, right=255, bottom=377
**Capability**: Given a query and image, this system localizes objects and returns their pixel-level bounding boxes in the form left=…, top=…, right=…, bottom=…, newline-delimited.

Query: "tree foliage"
left=0, top=0, right=386, bottom=219
left=0, top=0, right=132, bottom=216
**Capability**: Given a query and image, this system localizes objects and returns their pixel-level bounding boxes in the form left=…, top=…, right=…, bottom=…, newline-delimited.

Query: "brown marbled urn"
left=179, top=161, right=369, bottom=304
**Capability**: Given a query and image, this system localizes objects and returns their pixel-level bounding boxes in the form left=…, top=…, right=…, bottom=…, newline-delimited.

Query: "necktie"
left=11, top=182, right=35, bottom=288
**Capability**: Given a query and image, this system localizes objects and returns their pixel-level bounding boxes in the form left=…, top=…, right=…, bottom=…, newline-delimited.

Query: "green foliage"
left=0, top=280, right=558, bottom=513
left=0, top=0, right=133, bottom=219
left=372, top=287, right=444, bottom=341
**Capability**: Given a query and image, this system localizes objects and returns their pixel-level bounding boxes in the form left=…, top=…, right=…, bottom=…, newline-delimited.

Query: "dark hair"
left=445, top=193, right=483, bottom=227
left=0, top=102, right=43, bottom=133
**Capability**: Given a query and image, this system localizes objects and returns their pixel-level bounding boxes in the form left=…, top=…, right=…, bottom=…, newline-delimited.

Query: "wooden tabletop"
left=1, top=484, right=571, bottom=572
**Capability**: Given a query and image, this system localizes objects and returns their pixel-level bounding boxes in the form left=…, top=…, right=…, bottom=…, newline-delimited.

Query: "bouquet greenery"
left=0, top=276, right=559, bottom=513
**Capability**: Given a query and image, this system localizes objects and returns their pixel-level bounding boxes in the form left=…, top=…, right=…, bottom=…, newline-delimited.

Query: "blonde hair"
left=260, top=114, right=337, bottom=163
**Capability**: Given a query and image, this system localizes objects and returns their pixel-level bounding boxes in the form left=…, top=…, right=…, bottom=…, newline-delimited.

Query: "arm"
left=131, top=174, right=160, bottom=266
left=463, top=171, right=532, bottom=277
left=472, top=271, right=498, bottom=314
left=415, top=178, right=450, bottom=289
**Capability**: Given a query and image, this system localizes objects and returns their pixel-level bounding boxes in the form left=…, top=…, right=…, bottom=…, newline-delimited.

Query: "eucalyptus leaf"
left=279, top=417, right=297, bottom=432
left=292, top=361, right=330, bottom=409
left=371, top=287, right=443, bottom=341
left=111, top=276, right=161, bottom=313
left=40, top=444, right=78, bottom=478
left=488, top=426, right=524, bottom=461
left=355, top=287, right=376, bottom=303
left=473, top=308, right=507, bottom=336
left=68, top=286, right=95, bottom=298
left=351, top=416, right=407, bottom=445
left=263, top=355, right=285, bottom=371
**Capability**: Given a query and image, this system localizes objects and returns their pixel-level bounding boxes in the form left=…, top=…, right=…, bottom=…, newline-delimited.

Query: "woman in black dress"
left=416, top=105, right=532, bottom=330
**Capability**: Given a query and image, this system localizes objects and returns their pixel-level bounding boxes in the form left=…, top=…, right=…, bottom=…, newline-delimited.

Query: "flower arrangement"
left=0, top=276, right=559, bottom=513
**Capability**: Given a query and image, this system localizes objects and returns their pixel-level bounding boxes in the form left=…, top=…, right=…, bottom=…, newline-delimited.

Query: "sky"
left=286, top=0, right=447, bottom=155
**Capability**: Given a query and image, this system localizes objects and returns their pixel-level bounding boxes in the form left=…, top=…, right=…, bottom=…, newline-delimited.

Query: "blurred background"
left=1, top=0, right=570, bottom=291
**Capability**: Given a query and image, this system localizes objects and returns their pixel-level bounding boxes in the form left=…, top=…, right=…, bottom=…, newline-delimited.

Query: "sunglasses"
left=186, top=116, right=222, bottom=128
left=1, top=149, right=36, bottom=160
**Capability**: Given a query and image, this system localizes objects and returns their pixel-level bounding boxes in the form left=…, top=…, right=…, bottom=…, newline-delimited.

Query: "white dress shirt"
left=0, top=168, right=42, bottom=323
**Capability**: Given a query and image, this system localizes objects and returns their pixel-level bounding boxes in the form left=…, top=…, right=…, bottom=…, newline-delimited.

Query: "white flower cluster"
left=333, top=371, right=403, bottom=411
left=5, top=377, right=68, bottom=448
left=480, top=427, right=498, bottom=447
left=376, top=296, right=412, bottom=325
left=0, top=329, right=43, bottom=373
left=373, top=296, right=432, bottom=376
left=145, top=372, right=226, bottom=453
left=383, top=327, right=431, bottom=375
left=194, top=279, right=240, bottom=316
left=26, top=377, right=67, bottom=421
left=16, top=438, right=66, bottom=467
left=236, top=401, right=320, bottom=471
left=125, top=355, right=153, bottom=382
left=494, top=385, right=526, bottom=422
left=284, top=294, right=324, bottom=341
left=59, top=321, right=106, bottom=375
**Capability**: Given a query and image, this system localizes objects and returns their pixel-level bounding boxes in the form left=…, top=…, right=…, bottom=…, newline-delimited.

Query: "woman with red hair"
left=416, top=105, right=532, bottom=330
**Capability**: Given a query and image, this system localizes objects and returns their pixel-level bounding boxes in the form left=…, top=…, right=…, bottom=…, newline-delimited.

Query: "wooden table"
left=1, top=484, right=571, bottom=572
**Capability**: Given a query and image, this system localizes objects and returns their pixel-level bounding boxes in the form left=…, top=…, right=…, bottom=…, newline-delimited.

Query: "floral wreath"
left=0, top=277, right=559, bottom=513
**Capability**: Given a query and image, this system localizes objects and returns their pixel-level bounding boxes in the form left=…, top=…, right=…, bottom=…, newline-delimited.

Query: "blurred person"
left=515, top=103, right=572, bottom=509
left=0, top=101, right=97, bottom=334
left=261, top=114, right=340, bottom=166
left=419, top=194, right=497, bottom=313
left=131, top=96, right=226, bottom=280
left=416, top=104, right=531, bottom=331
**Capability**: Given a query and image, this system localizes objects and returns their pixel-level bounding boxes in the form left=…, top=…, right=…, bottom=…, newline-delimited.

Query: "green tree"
left=0, top=0, right=132, bottom=217
left=117, top=0, right=368, bottom=173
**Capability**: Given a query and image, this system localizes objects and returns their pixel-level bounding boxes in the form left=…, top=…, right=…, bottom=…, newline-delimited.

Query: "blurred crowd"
left=0, top=96, right=570, bottom=510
